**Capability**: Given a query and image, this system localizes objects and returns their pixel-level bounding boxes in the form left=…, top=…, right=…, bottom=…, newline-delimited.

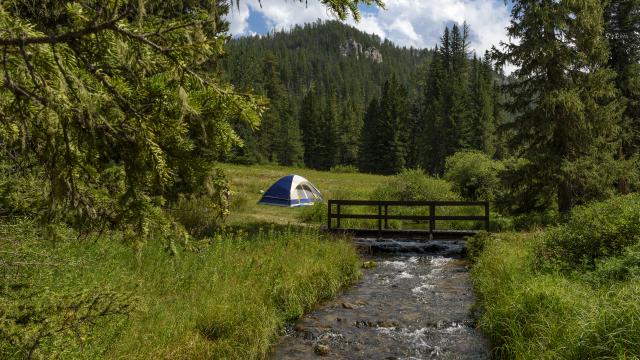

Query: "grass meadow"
left=2, top=164, right=391, bottom=359
left=1, top=220, right=359, bottom=359
left=471, top=195, right=640, bottom=359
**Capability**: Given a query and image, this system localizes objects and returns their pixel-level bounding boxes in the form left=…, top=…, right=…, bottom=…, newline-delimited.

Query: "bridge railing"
left=327, top=200, right=489, bottom=237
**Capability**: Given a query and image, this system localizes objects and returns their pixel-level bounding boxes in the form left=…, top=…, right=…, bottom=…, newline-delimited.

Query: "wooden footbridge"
left=326, top=200, right=490, bottom=240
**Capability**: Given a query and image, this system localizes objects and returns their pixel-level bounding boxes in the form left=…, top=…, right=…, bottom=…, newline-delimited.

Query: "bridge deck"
left=325, top=227, right=478, bottom=240
left=326, top=200, right=489, bottom=240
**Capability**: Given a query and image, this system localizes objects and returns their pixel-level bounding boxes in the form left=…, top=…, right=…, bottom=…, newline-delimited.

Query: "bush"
left=330, top=164, right=359, bottom=174
left=541, top=194, right=640, bottom=270
left=444, top=151, right=504, bottom=201
left=371, top=168, right=459, bottom=201
left=587, top=243, right=640, bottom=284
left=169, top=168, right=231, bottom=237
left=466, top=231, right=492, bottom=263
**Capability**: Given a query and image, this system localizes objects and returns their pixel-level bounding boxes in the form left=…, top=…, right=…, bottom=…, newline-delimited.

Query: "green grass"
left=221, top=163, right=389, bottom=225
left=471, top=232, right=640, bottom=359
left=222, top=163, right=490, bottom=231
left=0, top=220, right=360, bottom=359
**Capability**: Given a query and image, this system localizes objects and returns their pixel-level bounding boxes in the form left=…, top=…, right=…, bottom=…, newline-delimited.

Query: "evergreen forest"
left=221, top=21, right=504, bottom=175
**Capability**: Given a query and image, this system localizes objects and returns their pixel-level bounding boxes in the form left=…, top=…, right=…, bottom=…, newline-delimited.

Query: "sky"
left=225, top=0, right=513, bottom=57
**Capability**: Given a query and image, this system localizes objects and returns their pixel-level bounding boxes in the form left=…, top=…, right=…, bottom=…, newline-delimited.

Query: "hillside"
left=220, top=21, right=504, bottom=175
left=220, top=21, right=431, bottom=168
left=222, top=20, right=429, bottom=100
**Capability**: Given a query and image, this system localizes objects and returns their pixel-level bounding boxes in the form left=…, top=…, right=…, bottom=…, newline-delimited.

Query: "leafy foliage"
left=371, top=168, right=459, bottom=202
left=541, top=194, right=640, bottom=270
left=0, top=1, right=263, bottom=236
left=444, top=150, right=504, bottom=201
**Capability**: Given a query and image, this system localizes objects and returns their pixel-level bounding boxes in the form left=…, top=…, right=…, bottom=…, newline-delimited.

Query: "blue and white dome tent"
left=258, top=175, right=323, bottom=207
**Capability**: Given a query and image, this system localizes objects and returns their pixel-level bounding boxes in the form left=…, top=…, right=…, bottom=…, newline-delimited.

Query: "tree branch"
left=0, top=9, right=129, bottom=46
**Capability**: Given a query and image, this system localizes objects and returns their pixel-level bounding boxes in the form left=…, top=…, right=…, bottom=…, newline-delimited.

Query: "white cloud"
left=227, top=1, right=251, bottom=35
left=226, top=0, right=512, bottom=56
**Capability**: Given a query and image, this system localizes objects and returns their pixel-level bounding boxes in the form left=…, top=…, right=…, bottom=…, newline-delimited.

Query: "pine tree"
left=468, top=54, right=497, bottom=155
left=337, top=100, right=362, bottom=165
left=300, top=86, right=323, bottom=169
left=258, top=54, right=304, bottom=166
left=359, top=78, right=408, bottom=174
left=413, top=25, right=494, bottom=175
left=495, top=0, right=622, bottom=213
left=605, top=0, right=640, bottom=194
left=318, top=92, right=340, bottom=170
left=378, top=77, right=408, bottom=174
left=359, top=97, right=382, bottom=173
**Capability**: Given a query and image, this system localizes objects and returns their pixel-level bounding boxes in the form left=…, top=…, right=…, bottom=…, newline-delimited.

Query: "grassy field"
left=222, top=163, right=489, bottom=230
left=221, top=163, right=388, bottom=225
left=471, top=196, right=640, bottom=359
left=0, top=163, right=397, bottom=359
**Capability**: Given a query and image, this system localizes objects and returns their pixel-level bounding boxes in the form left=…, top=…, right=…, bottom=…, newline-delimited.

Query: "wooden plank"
left=327, top=200, right=333, bottom=230
left=484, top=200, right=490, bottom=231
left=323, top=199, right=490, bottom=239
left=328, top=214, right=485, bottom=221
left=328, top=200, right=489, bottom=206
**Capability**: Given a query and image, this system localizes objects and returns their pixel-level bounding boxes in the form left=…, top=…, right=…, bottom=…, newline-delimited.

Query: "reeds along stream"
left=269, top=240, right=490, bottom=359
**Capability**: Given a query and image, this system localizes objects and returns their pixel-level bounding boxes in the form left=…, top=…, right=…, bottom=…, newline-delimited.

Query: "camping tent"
left=258, top=175, right=323, bottom=207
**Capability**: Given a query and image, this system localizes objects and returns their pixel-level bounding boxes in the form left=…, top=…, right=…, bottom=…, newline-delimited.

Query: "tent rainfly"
left=258, top=175, right=323, bottom=207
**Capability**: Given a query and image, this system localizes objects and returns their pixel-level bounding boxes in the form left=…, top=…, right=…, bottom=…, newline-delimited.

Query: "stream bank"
left=269, top=239, right=489, bottom=359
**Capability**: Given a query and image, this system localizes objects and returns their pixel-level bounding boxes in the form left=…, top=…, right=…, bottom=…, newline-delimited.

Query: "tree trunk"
left=558, top=178, right=573, bottom=214
left=618, top=143, right=631, bottom=195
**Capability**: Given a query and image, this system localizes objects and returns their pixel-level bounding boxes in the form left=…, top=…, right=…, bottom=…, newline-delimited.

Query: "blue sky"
left=226, top=0, right=512, bottom=56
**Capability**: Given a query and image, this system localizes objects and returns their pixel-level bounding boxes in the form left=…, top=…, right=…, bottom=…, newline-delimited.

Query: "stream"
left=269, top=239, right=490, bottom=360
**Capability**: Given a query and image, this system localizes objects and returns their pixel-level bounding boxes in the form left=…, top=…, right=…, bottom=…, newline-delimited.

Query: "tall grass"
left=0, top=221, right=360, bottom=359
left=472, top=231, right=640, bottom=359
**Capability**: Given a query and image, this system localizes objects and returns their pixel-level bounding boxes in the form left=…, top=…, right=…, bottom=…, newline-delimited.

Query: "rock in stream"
left=269, top=239, right=489, bottom=360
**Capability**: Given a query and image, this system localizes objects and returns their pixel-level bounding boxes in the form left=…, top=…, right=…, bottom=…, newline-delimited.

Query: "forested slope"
left=220, top=21, right=428, bottom=168
left=220, top=21, right=505, bottom=174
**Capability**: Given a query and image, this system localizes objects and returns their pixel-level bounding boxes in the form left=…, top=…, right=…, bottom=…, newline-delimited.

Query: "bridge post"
left=484, top=201, right=490, bottom=231
left=327, top=200, right=332, bottom=231
left=378, top=205, right=382, bottom=238
left=384, top=205, right=388, bottom=229
left=429, top=203, right=435, bottom=240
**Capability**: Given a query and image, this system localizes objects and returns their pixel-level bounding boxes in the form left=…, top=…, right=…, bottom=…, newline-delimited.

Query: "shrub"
left=371, top=168, right=459, bottom=201
left=586, top=243, right=640, bottom=284
left=541, top=194, right=640, bottom=270
left=444, top=151, right=504, bottom=201
left=330, top=164, right=359, bottom=174
left=168, top=168, right=231, bottom=237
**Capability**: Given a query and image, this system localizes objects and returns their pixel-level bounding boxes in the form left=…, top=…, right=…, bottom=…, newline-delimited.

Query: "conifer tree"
left=359, top=78, right=408, bottom=174
left=378, top=78, right=408, bottom=174
left=495, top=0, right=622, bottom=213
left=605, top=0, right=640, bottom=193
left=413, top=25, right=499, bottom=174
left=318, top=92, right=340, bottom=170
left=300, top=87, right=323, bottom=168
left=337, top=100, right=362, bottom=165
left=359, top=97, right=382, bottom=173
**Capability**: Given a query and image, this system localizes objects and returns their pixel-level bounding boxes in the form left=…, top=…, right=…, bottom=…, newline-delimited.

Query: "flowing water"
left=269, top=239, right=490, bottom=360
